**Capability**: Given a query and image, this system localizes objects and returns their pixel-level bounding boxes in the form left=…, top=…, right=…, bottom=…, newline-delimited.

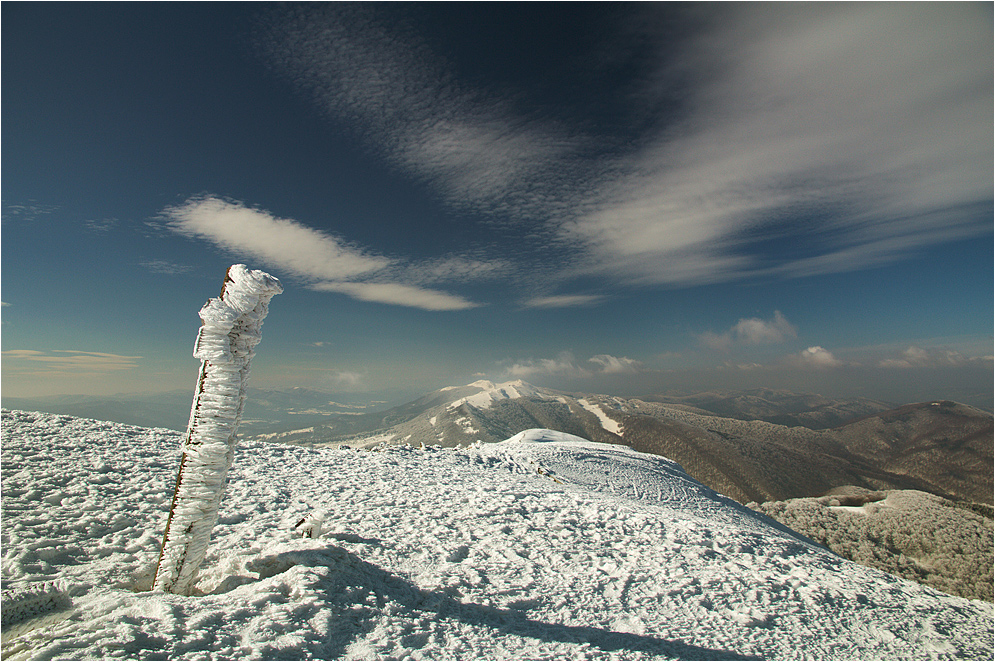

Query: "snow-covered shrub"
left=152, top=265, right=282, bottom=595
left=751, top=489, right=993, bottom=601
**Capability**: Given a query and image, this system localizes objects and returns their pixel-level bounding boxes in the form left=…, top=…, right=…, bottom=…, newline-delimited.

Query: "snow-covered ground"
left=2, top=410, right=991, bottom=660
left=577, top=398, right=624, bottom=436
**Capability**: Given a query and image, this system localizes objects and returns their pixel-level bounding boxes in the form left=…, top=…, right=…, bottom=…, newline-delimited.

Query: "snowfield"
left=2, top=410, right=992, bottom=660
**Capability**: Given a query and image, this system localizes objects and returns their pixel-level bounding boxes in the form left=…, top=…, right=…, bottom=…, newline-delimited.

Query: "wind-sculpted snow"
left=2, top=411, right=992, bottom=660
left=153, top=265, right=282, bottom=595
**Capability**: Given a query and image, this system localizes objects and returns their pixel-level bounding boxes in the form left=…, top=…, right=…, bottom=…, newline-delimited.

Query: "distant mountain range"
left=255, top=380, right=993, bottom=506
left=0, top=387, right=396, bottom=436
left=637, top=388, right=897, bottom=429
left=6, top=379, right=991, bottom=507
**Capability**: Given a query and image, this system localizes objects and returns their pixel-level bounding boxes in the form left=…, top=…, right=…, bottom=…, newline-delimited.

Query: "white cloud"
left=1, top=349, right=142, bottom=373
left=523, top=294, right=605, bottom=309
left=260, top=4, right=589, bottom=222
left=325, top=370, right=364, bottom=389
left=794, top=346, right=843, bottom=369
left=140, top=259, right=193, bottom=275
left=162, top=196, right=485, bottom=311
left=83, top=218, right=118, bottom=233
left=733, top=311, right=797, bottom=345
left=2, top=202, right=59, bottom=223
left=260, top=4, right=991, bottom=290
left=569, top=4, right=992, bottom=284
left=700, top=311, right=797, bottom=351
left=311, top=281, right=480, bottom=311
left=504, top=352, right=590, bottom=379
left=699, top=331, right=733, bottom=353
left=163, top=196, right=390, bottom=282
left=502, top=352, right=644, bottom=379
left=878, top=346, right=993, bottom=369
left=401, top=256, right=513, bottom=285
left=588, top=354, right=642, bottom=374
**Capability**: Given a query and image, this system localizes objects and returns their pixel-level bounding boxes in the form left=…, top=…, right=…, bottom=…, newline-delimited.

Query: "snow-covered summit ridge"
left=489, top=429, right=756, bottom=526
left=1, top=410, right=992, bottom=660
left=446, top=379, right=545, bottom=410
left=501, top=428, right=588, bottom=444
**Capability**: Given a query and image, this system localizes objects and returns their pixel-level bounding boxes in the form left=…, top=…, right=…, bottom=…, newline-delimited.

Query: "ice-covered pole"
left=152, top=264, right=282, bottom=595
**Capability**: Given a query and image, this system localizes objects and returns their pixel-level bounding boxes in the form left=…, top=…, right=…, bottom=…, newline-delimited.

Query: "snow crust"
left=2, top=410, right=992, bottom=660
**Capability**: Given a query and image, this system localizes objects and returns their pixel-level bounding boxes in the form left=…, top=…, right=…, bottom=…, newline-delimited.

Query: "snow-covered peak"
left=447, top=379, right=544, bottom=410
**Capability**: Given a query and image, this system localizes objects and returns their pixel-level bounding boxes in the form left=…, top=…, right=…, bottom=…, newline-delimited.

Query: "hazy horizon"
left=3, top=3, right=992, bottom=407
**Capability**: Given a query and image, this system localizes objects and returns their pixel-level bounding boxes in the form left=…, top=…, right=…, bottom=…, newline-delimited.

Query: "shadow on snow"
left=228, top=544, right=760, bottom=660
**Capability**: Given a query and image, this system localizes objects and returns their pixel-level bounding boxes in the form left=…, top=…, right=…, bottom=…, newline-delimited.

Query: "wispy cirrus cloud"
left=2, top=349, right=142, bottom=374
left=311, top=281, right=478, bottom=312
left=878, top=346, right=994, bottom=370
left=139, top=259, right=194, bottom=276
left=161, top=196, right=489, bottom=311
left=569, top=4, right=992, bottom=285
left=1, top=202, right=60, bottom=224
left=504, top=352, right=591, bottom=380
left=257, top=3, right=991, bottom=295
left=523, top=294, right=606, bottom=309
left=258, top=4, right=593, bottom=224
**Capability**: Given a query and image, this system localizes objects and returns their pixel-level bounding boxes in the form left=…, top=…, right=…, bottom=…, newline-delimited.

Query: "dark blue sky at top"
left=2, top=2, right=992, bottom=407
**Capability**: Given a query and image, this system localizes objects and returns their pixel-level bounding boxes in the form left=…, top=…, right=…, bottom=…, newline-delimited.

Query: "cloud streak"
left=258, top=3, right=991, bottom=297
left=523, top=294, right=606, bottom=309
left=569, top=4, right=992, bottom=285
left=878, top=346, right=994, bottom=370
left=259, top=4, right=593, bottom=224
left=163, top=196, right=390, bottom=282
left=504, top=352, right=591, bottom=380
left=162, top=196, right=486, bottom=311
left=588, top=354, right=642, bottom=374
left=502, top=352, right=644, bottom=380
left=2, top=350, right=142, bottom=374
left=311, top=281, right=478, bottom=312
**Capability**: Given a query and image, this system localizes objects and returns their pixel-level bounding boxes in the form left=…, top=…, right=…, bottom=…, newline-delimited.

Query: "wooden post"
left=152, top=265, right=282, bottom=594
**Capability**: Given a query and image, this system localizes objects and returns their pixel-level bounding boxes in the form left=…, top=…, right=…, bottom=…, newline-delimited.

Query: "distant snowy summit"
left=443, top=379, right=547, bottom=410
left=254, top=379, right=993, bottom=508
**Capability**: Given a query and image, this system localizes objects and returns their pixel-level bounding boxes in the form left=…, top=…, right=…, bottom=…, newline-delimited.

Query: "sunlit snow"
left=2, top=410, right=991, bottom=660
left=446, top=380, right=544, bottom=411
left=577, top=399, right=624, bottom=435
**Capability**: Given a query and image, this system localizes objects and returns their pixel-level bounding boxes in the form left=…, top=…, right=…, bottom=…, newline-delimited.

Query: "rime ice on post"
left=152, top=265, right=282, bottom=595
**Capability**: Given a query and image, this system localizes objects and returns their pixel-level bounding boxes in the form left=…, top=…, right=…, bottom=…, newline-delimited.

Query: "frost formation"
left=153, top=265, right=282, bottom=594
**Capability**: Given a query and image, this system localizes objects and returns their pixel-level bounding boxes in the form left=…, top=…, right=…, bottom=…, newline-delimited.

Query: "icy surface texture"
left=3, top=413, right=991, bottom=660
left=153, top=265, right=282, bottom=594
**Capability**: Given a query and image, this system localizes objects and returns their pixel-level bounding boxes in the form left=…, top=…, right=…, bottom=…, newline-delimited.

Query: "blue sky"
left=2, top=2, right=992, bottom=407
